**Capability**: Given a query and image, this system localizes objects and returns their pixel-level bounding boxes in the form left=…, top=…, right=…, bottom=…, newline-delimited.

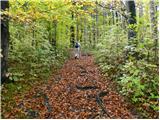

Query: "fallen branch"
left=76, top=85, right=98, bottom=90
left=96, top=91, right=111, bottom=118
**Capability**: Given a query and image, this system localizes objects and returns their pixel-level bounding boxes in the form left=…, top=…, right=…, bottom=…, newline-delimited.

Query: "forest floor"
left=2, top=55, right=140, bottom=119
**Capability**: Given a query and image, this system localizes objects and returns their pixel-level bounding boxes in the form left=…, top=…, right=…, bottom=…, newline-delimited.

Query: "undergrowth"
left=1, top=35, right=69, bottom=118
left=90, top=25, right=159, bottom=118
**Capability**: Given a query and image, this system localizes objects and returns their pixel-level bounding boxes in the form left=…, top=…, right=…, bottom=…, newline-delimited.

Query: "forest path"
left=8, top=56, right=136, bottom=119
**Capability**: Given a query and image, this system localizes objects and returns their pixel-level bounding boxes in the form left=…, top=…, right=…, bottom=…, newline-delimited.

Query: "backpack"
left=75, top=42, right=79, bottom=48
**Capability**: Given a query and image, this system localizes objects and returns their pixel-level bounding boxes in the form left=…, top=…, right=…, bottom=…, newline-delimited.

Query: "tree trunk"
left=1, top=1, right=9, bottom=84
left=112, top=11, right=115, bottom=25
left=108, top=12, right=111, bottom=25
left=84, top=18, right=87, bottom=45
left=138, top=2, right=144, bottom=43
left=47, top=22, right=52, bottom=44
left=150, top=0, right=158, bottom=64
left=88, top=25, right=92, bottom=46
left=53, top=21, right=57, bottom=47
left=102, top=8, right=106, bottom=35
left=124, top=0, right=137, bottom=60
left=139, top=2, right=143, bottom=17
left=70, top=12, right=75, bottom=47
left=92, top=23, right=96, bottom=48
left=103, top=8, right=105, bottom=25
left=115, top=11, right=118, bottom=25
left=32, top=29, right=35, bottom=46
left=80, top=26, right=83, bottom=42
left=95, top=1, right=99, bottom=41
left=125, top=0, right=136, bottom=45
left=76, top=16, right=79, bottom=42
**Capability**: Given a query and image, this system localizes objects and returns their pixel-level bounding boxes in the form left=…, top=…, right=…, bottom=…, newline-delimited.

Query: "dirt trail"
left=6, top=56, right=136, bottom=119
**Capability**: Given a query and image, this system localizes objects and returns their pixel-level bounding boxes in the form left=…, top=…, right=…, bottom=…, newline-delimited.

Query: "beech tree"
left=150, top=0, right=158, bottom=64
left=125, top=0, right=136, bottom=45
left=1, top=1, right=9, bottom=83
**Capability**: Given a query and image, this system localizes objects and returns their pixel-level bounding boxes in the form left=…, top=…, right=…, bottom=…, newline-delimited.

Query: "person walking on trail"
left=75, top=41, right=81, bottom=59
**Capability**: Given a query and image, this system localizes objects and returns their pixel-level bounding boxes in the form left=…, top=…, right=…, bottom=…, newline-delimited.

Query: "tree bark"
left=53, top=21, right=57, bottom=47
left=102, top=8, right=107, bottom=35
left=125, top=0, right=137, bottom=45
left=95, top=1, right=99, bottom=41
left=139, top=2, right=143, bottom=17
left=32, top=29, right=35, bottom=46
left=112, top=11, right=115, bottom=25
left=115, top=11, right=118, bottom=25
left=80, top=26, right=83, bottom=42
left=88, top=25, right=92, bottom=46
left=92, top=16, right=96, bottom=48
left=138, top=2, right=144, bottom=43
left=1, top=1, right=9, bottom=84
left=76, top=16, right=79, bottom=42
left=108, top=12, right=111, bottom=25
left=70, top=12, right=75, bottom=47
left=84, top=18, right=87, bottom=45
left=150, top=0, right=158, bottom=64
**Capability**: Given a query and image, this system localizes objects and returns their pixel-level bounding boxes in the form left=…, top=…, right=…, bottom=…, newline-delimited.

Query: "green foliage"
left=119, top=60, right=158, bottom=103
left=93, top=25, right=127, bottom=79
left=8, top=38, right=68, bottom=81
left=92, top=19, right=158, bottom=117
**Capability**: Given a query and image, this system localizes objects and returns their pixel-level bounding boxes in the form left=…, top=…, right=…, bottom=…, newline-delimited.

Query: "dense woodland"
left=1, top=0, right=159, bottom=119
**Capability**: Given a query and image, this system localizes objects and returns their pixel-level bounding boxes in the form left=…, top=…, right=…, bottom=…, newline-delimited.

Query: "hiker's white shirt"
left=75, top=43, right=81, bottom=58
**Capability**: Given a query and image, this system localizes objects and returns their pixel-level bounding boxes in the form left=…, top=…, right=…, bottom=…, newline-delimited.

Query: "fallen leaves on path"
left=2, top=56, right=136, bottom=119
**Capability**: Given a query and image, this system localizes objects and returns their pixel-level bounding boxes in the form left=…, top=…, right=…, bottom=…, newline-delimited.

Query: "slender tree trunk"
left=76, top=16, right=79, bottom=42
left=95, top=1, right=99, bottom=42
left=112, top=11, right=115, bottom=25
left=79, top=17, right=83, bottom=42
left=80, top=26, right=83, bottom=42
left=47, top=22, right=52, bottom=44
left=92, top=23, right=96, bottom=48
left=53, top=21, right=57, bottom=55
left=66, top=25, right=68, bottom=36
left=70, top=12, right=75, bottom=47
left=88, top=25, right=92, bottom=46
left=139, top=2, right=143, bottom=17
left=84, top=18, right=87, bottom=45
left=120, top=15, right=123, bottom=28
left=139, top=2, right=144, bottom=43
left=1, top=1, right=9, bottom=83
left=103, top=8, right=105, bottom=25
left=108, top=12, right=111, bottom=25
left=102, top=8, right=106, bottom=35
left=53, top=21, right=57, bottom=47
left=115, top=11, right=118, bottom=25
left=32, top=29, right=35, bottom=46
left=150, top=0, right=158, bottom=64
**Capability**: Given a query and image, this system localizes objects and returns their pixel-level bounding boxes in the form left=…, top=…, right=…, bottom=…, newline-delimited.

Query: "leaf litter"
left=3, top=56, right=136, bottom=119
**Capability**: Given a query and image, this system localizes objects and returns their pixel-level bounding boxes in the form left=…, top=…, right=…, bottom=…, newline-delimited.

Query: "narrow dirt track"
left=8, top=56, right=136, bottom=119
